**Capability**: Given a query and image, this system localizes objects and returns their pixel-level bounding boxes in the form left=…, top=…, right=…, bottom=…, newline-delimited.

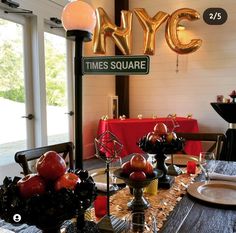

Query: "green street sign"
left=82, top=55, right=150, bottom=75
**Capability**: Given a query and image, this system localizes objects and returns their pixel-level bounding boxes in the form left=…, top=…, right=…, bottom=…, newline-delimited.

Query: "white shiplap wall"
left=129, top=0, right=235, bottom=133
left=83, top=0, right=115, bottom=158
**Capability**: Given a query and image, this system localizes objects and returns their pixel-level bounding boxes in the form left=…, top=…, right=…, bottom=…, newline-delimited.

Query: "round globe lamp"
left=61, top=0, right=96, bottom=169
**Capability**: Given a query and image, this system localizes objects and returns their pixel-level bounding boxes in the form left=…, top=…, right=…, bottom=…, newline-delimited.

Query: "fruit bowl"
left=113, top=168, right=162, bottom=211
left=137, top=123, right=184, bottom=188
left=0, top=171, right=97, bottom=233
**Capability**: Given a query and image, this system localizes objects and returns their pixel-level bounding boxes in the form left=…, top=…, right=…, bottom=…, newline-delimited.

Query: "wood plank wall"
left=129, top=0, right=235, bottom=133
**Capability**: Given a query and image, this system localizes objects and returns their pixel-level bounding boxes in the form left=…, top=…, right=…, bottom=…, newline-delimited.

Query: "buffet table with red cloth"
left=97, top=117, right=202, bottom=157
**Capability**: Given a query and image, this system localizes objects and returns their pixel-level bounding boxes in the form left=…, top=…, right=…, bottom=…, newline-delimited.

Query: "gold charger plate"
left=165, top=154, right=199, bottom=166
left=187, top=181, right=236, bottom=206
left=89, top=167, right=125, bottom=184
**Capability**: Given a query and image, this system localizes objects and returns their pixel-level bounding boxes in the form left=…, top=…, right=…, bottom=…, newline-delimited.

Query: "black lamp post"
left=61, top=1, right=96, bottom=169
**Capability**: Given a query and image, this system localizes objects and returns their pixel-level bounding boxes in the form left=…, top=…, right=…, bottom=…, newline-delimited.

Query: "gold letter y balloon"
left=93, top=7, right=132, bottom=55
left=134, top=8, right=169, bottom=55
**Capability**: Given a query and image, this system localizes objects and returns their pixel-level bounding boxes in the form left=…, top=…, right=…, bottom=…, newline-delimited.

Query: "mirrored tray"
left=187, top=181, right=236, bottom=206
left=165, top=154, right=199, bottom=166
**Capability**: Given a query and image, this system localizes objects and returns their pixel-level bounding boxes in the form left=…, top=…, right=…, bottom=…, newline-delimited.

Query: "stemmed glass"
left=110, top=156, right=122, bottom=191
left=198, top=152, right=216, bottom=181
left=125, top=212, right=157, bottom=233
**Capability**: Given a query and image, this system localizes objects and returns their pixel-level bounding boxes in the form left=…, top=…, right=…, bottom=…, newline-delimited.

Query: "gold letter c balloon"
left=165, top=8, right=202, bottom=54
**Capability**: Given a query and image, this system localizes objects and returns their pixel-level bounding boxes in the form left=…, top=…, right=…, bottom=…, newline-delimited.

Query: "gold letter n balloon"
left=165, top=8, right=202, bottom=54
left=93, top=7, right=132, bottom=55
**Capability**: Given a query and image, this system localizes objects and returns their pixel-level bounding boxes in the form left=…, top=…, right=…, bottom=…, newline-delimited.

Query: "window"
left=44, top=32, right=70, bottom=144
left=0, top=16, right=29, bottom=165
left=0, top=9, right=74, bottom=165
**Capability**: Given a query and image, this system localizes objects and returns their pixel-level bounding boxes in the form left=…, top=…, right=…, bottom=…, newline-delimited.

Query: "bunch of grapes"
left=0, top=176, right=26, bottom=223
left=138, top=135, right=184, bottom=154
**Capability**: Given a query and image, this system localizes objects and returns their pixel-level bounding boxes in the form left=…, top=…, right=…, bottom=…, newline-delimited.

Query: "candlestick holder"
left=94, top=131, right=126, bottom=233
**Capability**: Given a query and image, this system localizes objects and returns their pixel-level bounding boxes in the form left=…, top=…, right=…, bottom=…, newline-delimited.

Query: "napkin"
left=208, top=172, right=236, bottom=182
left=95, top=182, right=114, bottom=192
left=0, top=229, right=14, bottom=233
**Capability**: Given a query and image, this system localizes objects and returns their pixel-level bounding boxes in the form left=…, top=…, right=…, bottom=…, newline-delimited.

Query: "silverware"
left=153, top=216, right=158, bottom=233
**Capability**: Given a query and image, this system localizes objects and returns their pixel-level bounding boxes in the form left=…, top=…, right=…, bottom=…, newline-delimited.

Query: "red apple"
left=129, top=171, right=146, bottom=181
left=149, top=133, right=163, bottom=144
left=17, top=174, right=46, bottom=199
left=121, top=161, right=133, bottom=175
left=36, top=151, right=67, bottom=181
left=54, top=172, right=80, bottom=191
left=146, top=132, right=154, bottom=141
left=143, top=161, right=154, bottom=175
left=153, top=123, right=168, bottom=135
left=130, top=154, right=147, bottom=171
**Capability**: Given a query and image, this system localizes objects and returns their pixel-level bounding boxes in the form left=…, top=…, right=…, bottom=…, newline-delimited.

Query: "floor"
left=83, top=156, right=105, bottom=170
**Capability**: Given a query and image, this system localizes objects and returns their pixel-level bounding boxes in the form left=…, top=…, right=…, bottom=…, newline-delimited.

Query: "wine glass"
left=125, top=212, right=156, bottom=233
left=198, top=152, right=216, bottom=181
left=110, top=156, right=122, bottom=191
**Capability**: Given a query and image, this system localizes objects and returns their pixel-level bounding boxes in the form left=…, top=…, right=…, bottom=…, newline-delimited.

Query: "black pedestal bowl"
left=113, top=168, right=162, bottom=211
left=0, top=173, right=97, bottom=233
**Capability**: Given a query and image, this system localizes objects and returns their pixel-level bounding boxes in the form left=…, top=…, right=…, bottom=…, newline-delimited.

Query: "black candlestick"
left=66, top=30, right=92, bottom=170
left=94, top=131, right=126, bottom=233
left=155, top=154, right=175, bottom=188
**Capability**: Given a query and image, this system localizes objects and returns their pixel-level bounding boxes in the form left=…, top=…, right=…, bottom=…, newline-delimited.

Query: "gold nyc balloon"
left=165, top=8, right=202, bottom=54
left=93, top=7, right=202, bottom=55
left=93, top=7, right=132, bottom=55
left=134, top=8, right=169, bottom=55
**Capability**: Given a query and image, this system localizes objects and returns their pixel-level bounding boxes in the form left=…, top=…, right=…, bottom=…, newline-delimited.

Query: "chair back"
left=15, top=142, right=74, bottom=175
left=176, top=132, right=226, bottom=159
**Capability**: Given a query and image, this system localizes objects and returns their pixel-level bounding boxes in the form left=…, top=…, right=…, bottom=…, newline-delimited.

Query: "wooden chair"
left=14, top=142, right=74, bottom=175
left=176, top=132, right=226, bottom=160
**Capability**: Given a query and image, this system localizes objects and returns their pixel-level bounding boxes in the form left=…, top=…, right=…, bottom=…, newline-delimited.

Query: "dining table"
left=159, top=160, right=236, bottom=233
left=1, top=159, right=236, bottom=233
left=97, top=117, right=202, bottom=158
left=106, top=159, right=236, bottom=233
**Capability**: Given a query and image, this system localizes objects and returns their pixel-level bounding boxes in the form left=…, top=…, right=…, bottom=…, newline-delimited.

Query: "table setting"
left=92, top=125, right=236, bottom=232
left=2, top=126, right=236, bottom=233
left=91, top=123, right=236, bottom=232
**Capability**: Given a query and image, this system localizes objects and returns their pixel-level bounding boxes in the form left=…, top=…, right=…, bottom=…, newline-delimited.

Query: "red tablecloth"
left=97, top=117, right=202, bottom=157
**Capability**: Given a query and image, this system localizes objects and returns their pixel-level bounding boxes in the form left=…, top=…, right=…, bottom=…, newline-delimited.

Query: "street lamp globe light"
left=61, top=0, right=96, bottom=169
left=62, top=0, right=96, bottom=33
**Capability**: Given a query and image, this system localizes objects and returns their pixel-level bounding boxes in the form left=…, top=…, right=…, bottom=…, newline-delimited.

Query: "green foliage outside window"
left=45, top=36, right=66, bottom=107
left=0, top=18, right=66, bottom=107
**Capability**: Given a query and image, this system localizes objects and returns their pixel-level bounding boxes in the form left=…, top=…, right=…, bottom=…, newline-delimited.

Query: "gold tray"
left=89, top=167, right=125, bottom=184
left=187, top=181, right=236, bottom=206
left=165, top=154, right=199, bottom=166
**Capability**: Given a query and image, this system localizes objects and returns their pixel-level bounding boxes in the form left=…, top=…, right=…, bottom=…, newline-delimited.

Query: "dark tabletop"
left=160, top=160, right=236, bottom=233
